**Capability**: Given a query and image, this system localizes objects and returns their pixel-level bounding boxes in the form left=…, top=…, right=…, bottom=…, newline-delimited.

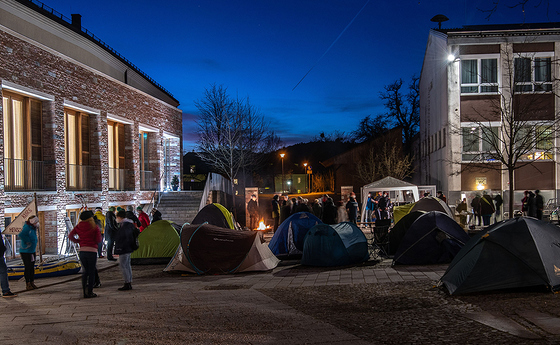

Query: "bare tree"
left=478, top=0, right=559, bottom=21
left=355, top=143, right=413, bottom=185
left=350, top=115, right=388, bottom=143
left=379, top=77, right=420, bottom=153
left=450, top=44, right=560, bottom=218
left=196, top=84, right=279, bottom=214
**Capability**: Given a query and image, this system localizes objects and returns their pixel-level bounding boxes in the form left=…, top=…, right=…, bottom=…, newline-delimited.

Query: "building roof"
left=16, top=0, right=178, bottom=104
left=362, top=176, right=417, bottom=189
left=436, top=22, right=560, bottom=36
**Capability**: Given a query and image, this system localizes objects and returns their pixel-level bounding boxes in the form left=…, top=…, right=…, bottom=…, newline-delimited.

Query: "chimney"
left=71, top=14, right=82, bottom=30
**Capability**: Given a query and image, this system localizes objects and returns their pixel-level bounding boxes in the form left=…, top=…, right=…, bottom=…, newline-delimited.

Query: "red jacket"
left=69, top=220, right=102, bottom=249
left=138, top=211, right=150, bottom=232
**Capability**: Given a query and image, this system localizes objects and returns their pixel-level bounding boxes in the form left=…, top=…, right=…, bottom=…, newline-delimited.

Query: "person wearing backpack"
left=114, top=210, right=139, bottom=291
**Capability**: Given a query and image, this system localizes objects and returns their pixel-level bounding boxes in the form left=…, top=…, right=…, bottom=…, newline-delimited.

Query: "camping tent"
left=441, top=217, right=560, bottom=295
left=268, top=212, right=322, bottom=257
left=360, top=177, right=420, bottom=221
left=164, top=223, right=279, bottom=274
left=392, top=211, right=470, bottom=265
left=131, top=220, right=181, bottom=264
left=192, top=203, right=236, bottom=229
left=409, top=197, right=453, bottom=218
left=301, top=222, right=369, bottom=266
left=388, top=210, right=425, bottom=255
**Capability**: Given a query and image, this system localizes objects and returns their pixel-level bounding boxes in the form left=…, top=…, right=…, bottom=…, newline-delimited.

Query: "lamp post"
left=303, top=163, right=308, bottom=193
left=280, top=153, right=285, bottom=193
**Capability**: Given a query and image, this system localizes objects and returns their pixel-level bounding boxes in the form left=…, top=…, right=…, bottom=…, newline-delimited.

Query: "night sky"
left=38, top=0, right=560, bottom=150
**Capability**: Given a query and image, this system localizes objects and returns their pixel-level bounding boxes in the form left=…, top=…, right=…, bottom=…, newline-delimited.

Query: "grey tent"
left=441, top=217, right=560, bottom=295
left=409, top=196, right=453, bottom=218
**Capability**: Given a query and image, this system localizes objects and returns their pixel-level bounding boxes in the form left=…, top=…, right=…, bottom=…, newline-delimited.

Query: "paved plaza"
left=1, top=255, right=560, bottom=344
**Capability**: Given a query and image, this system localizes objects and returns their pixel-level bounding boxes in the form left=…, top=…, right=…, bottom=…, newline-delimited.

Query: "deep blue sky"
left=42, top=0, right=559, bottom=151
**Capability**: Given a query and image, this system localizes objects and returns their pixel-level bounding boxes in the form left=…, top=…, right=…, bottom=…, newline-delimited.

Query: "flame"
left=256, top=219, right=270, bottom=231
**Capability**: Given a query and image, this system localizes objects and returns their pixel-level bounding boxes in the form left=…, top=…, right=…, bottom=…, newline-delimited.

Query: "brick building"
left=419, top=23, right=560, bottom=213
left=0, top=0, right=182, bottom=256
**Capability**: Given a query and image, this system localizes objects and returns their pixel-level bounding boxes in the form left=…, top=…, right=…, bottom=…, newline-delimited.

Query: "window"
left=2, top=92, right=42, bottom=190
left=461, top=58, right=498, bottom=94
left=514, top=56, right=552, bottom=92
left=461, top=126, right=499, bottom=161
left=516, top=125, right=553, bottom=160
left=108, top=121, right=125, bottom=190
left=65, top=109, right=90, bottom=189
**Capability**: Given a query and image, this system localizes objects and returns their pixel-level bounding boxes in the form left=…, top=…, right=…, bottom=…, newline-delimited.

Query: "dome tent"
left=301, top=222, right=369, bottom=267
left=131, top=220, right=181, bottom=264
left=192, top=203, right=237, bottom=230
left=392, top=211, right=470, bottom=265
left=409, top=196, right=453, bottom=218
left=388, top=210, right=426, bottom=255
left=268, top=212, right=322, bottom=258
left=164, top=223, right=279, bottom=274
left=441, top=217, right=560, bottom=295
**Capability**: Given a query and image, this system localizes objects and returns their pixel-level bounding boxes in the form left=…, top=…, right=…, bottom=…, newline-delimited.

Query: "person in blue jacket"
left=19, top=215, right=39, bottom=290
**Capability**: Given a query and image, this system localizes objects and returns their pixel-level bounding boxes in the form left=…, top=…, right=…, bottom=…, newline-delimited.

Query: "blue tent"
left=268, top=212, right=322, bottom=257
left=302, top=222, right=369, bottom=266
left=393, top=211, right=471, bottom=265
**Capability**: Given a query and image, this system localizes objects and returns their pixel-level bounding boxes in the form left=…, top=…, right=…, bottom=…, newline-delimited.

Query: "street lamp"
left=280, top=153, right=285, bottom=193
left=303, top=163, right=308, bottom=193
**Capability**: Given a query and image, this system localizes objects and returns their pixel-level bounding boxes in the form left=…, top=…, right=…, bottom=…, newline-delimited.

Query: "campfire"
left=255, top=219, right=271, bottom=231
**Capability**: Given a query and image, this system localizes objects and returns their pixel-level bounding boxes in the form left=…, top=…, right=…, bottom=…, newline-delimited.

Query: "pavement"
left=1, top=237, right=560, bottom=344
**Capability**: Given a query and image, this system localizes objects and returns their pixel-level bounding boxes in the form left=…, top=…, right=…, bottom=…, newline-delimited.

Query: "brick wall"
left=0, top=27, right=182, bottom=254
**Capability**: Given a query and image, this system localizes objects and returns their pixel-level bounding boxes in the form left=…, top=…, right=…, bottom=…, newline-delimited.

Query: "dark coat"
left=247, top=199, right=259, bottom=217
left=480, top=195, right=495, bottom=215
left=105, top=211, right=118, bottom=238
left=322, top=199, right=337, bottom=225
left=125, top=211, right=141, bottom=228
left=114, top=220, right=139, bottom=255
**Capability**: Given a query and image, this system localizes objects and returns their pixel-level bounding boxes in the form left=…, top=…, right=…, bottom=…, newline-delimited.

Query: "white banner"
left=2, top=199, right=36, bottom=235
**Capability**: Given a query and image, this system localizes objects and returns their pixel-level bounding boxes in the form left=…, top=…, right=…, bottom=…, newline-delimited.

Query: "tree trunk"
left=508, top=168, right=514, bottom=219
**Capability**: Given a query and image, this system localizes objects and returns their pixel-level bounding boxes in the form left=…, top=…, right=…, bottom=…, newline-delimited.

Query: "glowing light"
left=477, top=184, right=485, bottom=190
left=447, top=54, right=456, bottom=62
left=256, top=219, right=270, bottom=231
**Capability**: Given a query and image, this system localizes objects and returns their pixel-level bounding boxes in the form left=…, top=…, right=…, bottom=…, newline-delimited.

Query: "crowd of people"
left=0, top=205, right=161, bottom=299
left=269, top=192, right=395, bottom=231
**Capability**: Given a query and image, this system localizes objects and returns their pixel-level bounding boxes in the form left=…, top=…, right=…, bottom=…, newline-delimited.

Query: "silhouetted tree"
left=350, top=115, right=388, bottom=143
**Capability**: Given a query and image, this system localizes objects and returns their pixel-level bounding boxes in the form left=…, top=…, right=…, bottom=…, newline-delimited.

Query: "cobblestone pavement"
left=1, top=257, right=559, bottom=344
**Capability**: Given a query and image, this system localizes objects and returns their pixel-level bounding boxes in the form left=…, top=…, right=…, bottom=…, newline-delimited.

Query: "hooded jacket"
left=69, top=218, right=102, bottom=251
left=19, top=221, right=38, bottom=254
left=114, top=219, right=138, bottom=255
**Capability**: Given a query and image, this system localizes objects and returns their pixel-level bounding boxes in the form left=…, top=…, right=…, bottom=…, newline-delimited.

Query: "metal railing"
left=4, top=158, right=56, bottom=192
left=66, top=164, right=96, bottom=191
left=140, top=170, right=157, bottom=190
left=108, top=168, right=132, bottom=191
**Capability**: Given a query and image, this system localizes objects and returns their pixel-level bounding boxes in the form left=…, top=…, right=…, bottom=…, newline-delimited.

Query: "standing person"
left=247, top=194, right=259, bottom=230
left=19, top=215, right=39, bottom=290
left=377, top=192, right=388, bottom=220
left=527, top=191, right=537, bottom=218
left=535, top=190, right=544, bottom=220
left=456, top=198, right=468, bottom=228
left=436, top=191, right=447, bottom=203
left=1, top=234, right=16, bottom=297
left=322, top=197, right=337, bottom=224
left=136, top=206, right=150, bottom=231
left=480, top=192, right=495, bottom=226
left=521, top=191, right=529, bottom=216
left=493, top=194, right=503, bottom=223
left=337, top=201, right=349, bottom=223
left=105, top=207, right=118, bottom=261
left=311, top=199, right=322, bottom=219
left=69, top=211, right=102, bottom=299
left=271, top=195, right=280, bottom=233
left=114, top=210, right=138, bottom=291
left=279, top=196, right=291, bottom=224
left=94, top=207, right=106, bottom=258
left=365, top=193, right=374, bottom=223
left=345, top=197, right=359, bottom=224
left=151, top=209, right=162, bottom=222
left=126, top=206, right=141, bottom=229
left=471, top=195, right=482, bottom=226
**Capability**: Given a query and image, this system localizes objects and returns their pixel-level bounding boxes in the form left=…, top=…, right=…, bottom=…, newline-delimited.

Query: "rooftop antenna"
left=430, top=14, right=449, bottom=30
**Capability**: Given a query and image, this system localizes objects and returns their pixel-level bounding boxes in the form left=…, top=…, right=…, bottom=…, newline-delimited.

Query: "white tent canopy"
left=360, top=177, right=420, bottom=221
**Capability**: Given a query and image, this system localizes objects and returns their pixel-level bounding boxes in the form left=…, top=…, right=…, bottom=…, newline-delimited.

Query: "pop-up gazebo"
left=360, top=177, right=420, bottom=221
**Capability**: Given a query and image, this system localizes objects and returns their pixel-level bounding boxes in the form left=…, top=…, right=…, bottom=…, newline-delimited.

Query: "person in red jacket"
left=137, top=206, right=150, bottom=231
left=69, top=210, right=102, bottom=298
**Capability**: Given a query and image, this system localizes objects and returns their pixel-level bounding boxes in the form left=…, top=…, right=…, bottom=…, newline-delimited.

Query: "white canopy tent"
left=360, top=177, right=420, bottom=221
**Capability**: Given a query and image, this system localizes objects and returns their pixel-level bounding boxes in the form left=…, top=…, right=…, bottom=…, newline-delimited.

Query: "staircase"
left=156, top=191, right=203, bottom=225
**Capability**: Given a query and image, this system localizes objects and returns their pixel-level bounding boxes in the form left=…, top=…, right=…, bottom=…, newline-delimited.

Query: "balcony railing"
left=4, top=158, right=56, bottom=192
left=66, top=164, right=96, bottom=191
left=140, top=170, right=157, bottom=190
left=109, top=168, right=132, bottom=191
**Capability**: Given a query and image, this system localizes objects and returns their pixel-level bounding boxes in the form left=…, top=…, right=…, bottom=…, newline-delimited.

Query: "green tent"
left=131, top=220, right=181, bottom=264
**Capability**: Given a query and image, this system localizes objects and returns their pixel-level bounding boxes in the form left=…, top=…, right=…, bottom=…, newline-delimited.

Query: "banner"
left=2, top=199, right=36, bottom=235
